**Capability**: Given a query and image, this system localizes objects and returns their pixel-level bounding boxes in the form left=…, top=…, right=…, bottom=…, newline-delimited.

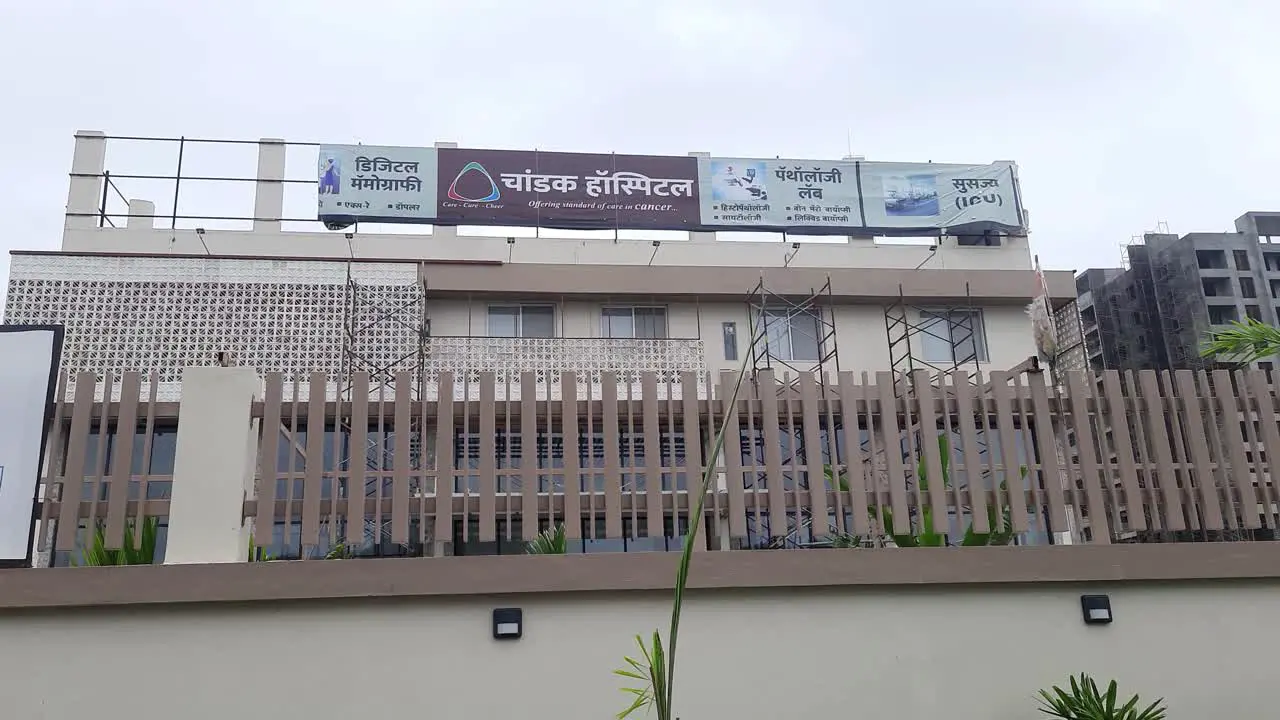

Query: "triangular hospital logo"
left=447, top=161, right=501, bottom=203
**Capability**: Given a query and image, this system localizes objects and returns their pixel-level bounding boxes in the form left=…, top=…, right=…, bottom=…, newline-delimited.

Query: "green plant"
left=1202, top=316, right=1280, bottom=363
left=825, top=435, right=1023, bottom=547
left=1038, top=674, right=1166, bottom=720
left=614, top=350, right=752, bottom=720
left=76, top=517, right=159, bottom=566
left=526, top=523, right=568, bottom=554
left=247, top=533, right=275, bottom=561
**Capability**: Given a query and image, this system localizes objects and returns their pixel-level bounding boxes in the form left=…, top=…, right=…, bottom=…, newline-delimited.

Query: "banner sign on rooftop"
left=317, top=145, right=1022, bottom=235
left=0, top=326, right=62, bottom=568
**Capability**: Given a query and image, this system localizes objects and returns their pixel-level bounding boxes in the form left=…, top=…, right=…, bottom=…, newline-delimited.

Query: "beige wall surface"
left=1, top=580, right=1275, bottom=720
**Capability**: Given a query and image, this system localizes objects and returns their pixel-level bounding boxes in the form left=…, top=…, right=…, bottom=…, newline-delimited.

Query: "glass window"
left=1241, top=276, right=1257, bottom=299
left=602, top=307, right=668, bottom=339
left=759, top=309, right=821, bottom=362
left=920, top=310, right=989, bottom=363
left=488, top=305, right=555, bottom=338
left=1235, top=249, right=1251, bottom=271
left=722, top=322, right=738, bottom=361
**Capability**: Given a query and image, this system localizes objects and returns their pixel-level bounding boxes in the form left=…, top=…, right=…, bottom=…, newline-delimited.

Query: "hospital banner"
left=0, top=326, right=61, bottom=567
left=316, top=144, right=438, bottom=223
left=317, top=143, right=1023, bottom=234
left=697, top=157, right=860, bottom=231
left=434, top=148, right=701, bottom=230
left=858, top=160, right=1021, bottom=231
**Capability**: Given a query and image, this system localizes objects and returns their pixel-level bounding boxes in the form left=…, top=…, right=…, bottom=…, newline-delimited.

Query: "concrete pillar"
left=253, top=138, right=286, bottom=232
left=126, top=199, right=155, bottom=229
left=432, top=141, right=459, bottom=243
left=165, top=367, right=261, bottom=564
left=65, top=130, right=106, bottom=232
left=687, top=151, right=716, bottom=243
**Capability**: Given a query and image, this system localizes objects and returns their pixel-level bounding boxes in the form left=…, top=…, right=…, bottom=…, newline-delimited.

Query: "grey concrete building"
left=1078, top=211, right=1280, bottom=372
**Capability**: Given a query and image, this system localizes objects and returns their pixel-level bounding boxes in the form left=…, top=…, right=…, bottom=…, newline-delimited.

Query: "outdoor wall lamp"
left=493, top=607, right=523, bottom=640
left=1080, top=594, right=1113, bottom=625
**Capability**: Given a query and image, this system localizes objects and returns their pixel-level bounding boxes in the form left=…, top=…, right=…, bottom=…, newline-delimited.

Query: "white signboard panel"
left=0, top=327, right=61, bottom=566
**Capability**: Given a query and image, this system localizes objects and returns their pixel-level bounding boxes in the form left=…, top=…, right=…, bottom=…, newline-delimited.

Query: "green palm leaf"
left=75, top=517, right=159, bottom=566
left=1202, top=317, right=1280, bottom=362
left=615, top=344, right=753, bottom=720
left=526, top=523, right=568, bottom=554
left=1037, top=673, right=1165, bottom=720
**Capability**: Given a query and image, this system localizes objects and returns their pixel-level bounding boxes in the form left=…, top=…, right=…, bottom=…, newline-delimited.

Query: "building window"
left=1234, top=250, right=1251, bottom=271
left=758, top=309, right=821, bottom=362
left=1240, top=276, right=1257, bottom=298
left=1246, top=304, right=1263, bottom=322
left=1265, top=253, right=1280, bottom=272
left=920, top=310, right=989, bottom=363
left=1197, top=250, right=1227, bottom=270
left=1202, top=277, right=1232, bottom=297
left=722, top=322, right=738, bottom=361
left=1208, top=305, right=1239, bottom=325
left=488, top=305, right=555, bottom=338
left=602, top=307, right=668, bottom=339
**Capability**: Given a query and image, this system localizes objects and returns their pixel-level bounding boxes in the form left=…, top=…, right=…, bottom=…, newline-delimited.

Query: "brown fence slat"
left=102, top=372, right=141, bottom=549
left=1024, top=372, right=1066, bottom=534
left=1161, top=370, right=1199, bottom=530
left=641, top=372, right=663, bottom=538
left=719, top=370, right=747, bottom=540
left=875, top=372, right=910, bottom=532
left=1212, top=370, right=1259, bottom=528
left=583, top=374, right=598, bottom=540
left=1246, top=370, right=1280, bottom=523
left=350, top=373, right=370, bottom=550
left=838, top=372, right=870, bottom=536
left=1064, top=371, right=1111, bottom=543
left=1101, top=371, right=1146, bottom=531
left=1235, top=377, right=1272, bottom=528
left=860, top=373, right=885, bottom=537
left=1173, top=370, right=1223, bottom=530
left=975, top=372, right=1011, bottom=533
left=520, top=372, right=538, bottom=541
left=85, top=372, right=113, bottom=546
left=301, top=372, right=327, bottom=549
left=38, top=370, right=68, bottom=553
left=951, top=370, right=988, bottom=534
left=562, top=372, right=582, bottom=540
left=134, top=371, right=160, bottom=551
left=758, top=370, right=787, bottom=538
left=254, top=374, right=282, bottom=545
left=390, top=372, right=412, bottom=544
left=1199, top=370, right=1238, bottom=532
left=796, top=373, right=827, bottom=540
left=55, top=374, right=97, bottom=552
left=988, top=371, right=1029, bottom=530
left=911, top=371, right=950, bottom=535
left=1137, top=370, right=1185, bottom=531
left=680, top=371, right=705, bottom=548
left=601, top=371, right=623, bottom=539
left=1123, top=370, right=1161, bottom=531
left=478, top=372, right=497, bottom=543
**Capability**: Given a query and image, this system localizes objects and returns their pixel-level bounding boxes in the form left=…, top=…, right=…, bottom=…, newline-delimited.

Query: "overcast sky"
left=2, top=0, right=1277, bottom=300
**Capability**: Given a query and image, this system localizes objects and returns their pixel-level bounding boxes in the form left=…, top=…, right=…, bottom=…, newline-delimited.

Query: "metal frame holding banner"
left=317, top=145, right=1024, bottom=236
left=0, top=325, right=64, bottom=568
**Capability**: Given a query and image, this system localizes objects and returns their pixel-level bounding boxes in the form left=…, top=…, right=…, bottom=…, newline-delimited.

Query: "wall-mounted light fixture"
left=1080, top=594, right=1113, bottom=625
left=493, top=607, right=523, bottom=640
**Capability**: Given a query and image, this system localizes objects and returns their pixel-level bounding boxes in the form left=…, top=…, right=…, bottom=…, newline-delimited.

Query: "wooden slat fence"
left=33, top=367, right=1280, bottom=562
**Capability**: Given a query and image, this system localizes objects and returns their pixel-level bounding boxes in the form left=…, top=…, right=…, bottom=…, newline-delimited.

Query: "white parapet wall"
left=164, top=367, right=261, bottom=564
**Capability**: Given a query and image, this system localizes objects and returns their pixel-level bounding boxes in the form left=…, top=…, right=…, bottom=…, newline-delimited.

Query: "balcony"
left=421, top=336, right=707, bottom=400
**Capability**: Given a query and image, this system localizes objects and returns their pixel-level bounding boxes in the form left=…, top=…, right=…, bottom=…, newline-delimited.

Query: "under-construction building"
left=3, top=131, right=1079, bottom=559
left=1078, top=211, right=1280, bottom=373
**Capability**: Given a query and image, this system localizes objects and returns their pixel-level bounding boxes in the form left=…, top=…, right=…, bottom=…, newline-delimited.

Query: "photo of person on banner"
left=710, top=160, right=768, bottom=202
